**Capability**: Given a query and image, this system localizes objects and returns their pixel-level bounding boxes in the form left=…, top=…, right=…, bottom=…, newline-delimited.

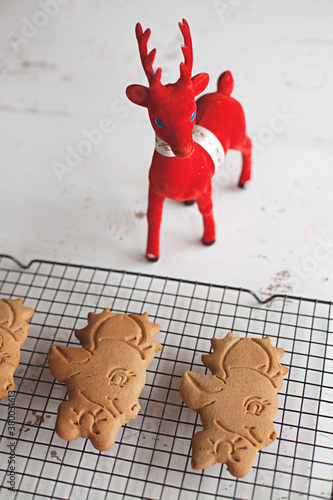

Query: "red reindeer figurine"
left=126, top=19, right=252, bottom=261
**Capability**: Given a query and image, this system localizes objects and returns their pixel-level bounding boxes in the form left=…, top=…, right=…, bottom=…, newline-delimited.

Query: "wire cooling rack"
left=0, top=254, right=332, bottom=500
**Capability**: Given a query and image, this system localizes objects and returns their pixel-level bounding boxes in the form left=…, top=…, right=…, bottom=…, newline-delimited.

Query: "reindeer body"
left=127, top=20, right=252, bottom=261
left=196, top=79, right=252, bottom=172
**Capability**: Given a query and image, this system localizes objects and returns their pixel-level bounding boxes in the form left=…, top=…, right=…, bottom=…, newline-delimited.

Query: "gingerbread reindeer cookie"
left=48, top=310, right=161, bottom=451
left=0, top=298, right=34, bottom=399
left=179, top=332, right=288, bottom=478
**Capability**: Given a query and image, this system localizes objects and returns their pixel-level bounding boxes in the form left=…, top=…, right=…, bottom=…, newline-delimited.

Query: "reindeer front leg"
left=146, top=186, right=165, bottom=261
left=196, top=188, right=215, bottom=246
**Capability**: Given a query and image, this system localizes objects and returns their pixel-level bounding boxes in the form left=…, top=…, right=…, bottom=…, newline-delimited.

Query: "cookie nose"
left=270, top=430, right=277, bottom=441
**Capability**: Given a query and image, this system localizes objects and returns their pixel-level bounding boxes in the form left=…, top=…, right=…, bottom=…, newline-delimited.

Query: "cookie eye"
left=244, top=397, right=269, bottom=416
left=190, top=111, right=196, bottom=122
left=154, top=118, right=165, bottom=128
left=108, top=369, right=135, bottom=387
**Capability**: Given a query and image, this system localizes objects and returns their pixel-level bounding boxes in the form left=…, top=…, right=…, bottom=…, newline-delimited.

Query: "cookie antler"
left=128, top=312, right=162, bottom=362
left=202, top=332, right=238, bottom=379
left=202, top=333, right=288, bottom=391
left=75, top=309, right=161, bottom=364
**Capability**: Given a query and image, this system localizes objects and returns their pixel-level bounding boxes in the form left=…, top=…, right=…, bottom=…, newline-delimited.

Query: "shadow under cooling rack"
left=0, top=254, right=332, bottom=500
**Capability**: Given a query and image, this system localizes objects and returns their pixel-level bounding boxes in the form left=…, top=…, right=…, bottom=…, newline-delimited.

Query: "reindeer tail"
left=217, top=71, right=234, bottom=96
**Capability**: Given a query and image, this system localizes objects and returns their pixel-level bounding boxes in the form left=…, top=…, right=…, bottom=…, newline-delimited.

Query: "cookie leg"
left=0, top=361, right=16, bottom=399
left=89, top=407, right=121, bottom=451
left=191, top=429, right=231, bottom=469
left=55, top=397, right=122, bottom=451
left=0, top=377, right=15, bottom=399
left=55, top=400, right=83, bottom=442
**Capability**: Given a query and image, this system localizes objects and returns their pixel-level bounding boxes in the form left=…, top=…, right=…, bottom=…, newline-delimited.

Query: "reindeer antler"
left=135, top=20, right=193, bottom=88
left=135, top=23, right=162, bottom=87
left=178, top=18, right=193, bottom=85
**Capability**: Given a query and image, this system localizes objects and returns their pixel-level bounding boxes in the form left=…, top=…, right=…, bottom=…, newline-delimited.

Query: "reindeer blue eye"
left=190, top=111, right=196, bottom=122
left=154, top=118, right=165, bottom=128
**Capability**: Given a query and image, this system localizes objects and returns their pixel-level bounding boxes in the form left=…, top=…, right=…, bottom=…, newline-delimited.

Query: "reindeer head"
left=126, top=19, right=209, bottom=158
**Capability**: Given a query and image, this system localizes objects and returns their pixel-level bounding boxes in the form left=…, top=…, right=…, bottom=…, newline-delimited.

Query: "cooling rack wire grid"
left=0, top=255, right=332, bottom=500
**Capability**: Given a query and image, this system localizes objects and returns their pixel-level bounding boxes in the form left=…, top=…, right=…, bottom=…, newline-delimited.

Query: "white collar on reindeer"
left=155, top=124, right=225, bottom=172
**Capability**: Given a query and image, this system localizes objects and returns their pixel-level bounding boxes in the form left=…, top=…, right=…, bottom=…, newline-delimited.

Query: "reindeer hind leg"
left=238, top=136, right=252, bottom=188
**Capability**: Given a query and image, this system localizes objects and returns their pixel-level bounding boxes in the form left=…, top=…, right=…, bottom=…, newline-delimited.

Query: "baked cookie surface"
left=48, top=309, right=161, bottom=451
left=179, top=332, right=288, bottom=477
left=0, top=298, right=34, bottom=399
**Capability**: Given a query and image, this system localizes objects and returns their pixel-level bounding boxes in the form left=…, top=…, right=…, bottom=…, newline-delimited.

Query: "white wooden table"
left=1, top=0, right=332, bottom=301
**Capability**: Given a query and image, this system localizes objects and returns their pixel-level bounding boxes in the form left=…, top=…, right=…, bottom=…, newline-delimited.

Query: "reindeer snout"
left=174, top=145, right=194, bottom=158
